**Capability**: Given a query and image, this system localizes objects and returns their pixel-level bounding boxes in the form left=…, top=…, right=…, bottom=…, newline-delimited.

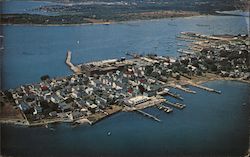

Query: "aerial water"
left=2, top=15, right=248, bottom=89
left=2, top=81, right=250, bottom=157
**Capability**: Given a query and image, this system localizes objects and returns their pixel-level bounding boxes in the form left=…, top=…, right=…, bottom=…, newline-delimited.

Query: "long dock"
left=158, top=90, right=183, bottom=100
left=166, top=91, right=184, bottom=100
left=65, top=51, right=81, bottom=73
left=165, top=101, right=186, bottom=109
left=135, top=110, right=161, bottom=122
left=169, top=83, right=196, bottom=94
left=187, top=82, right=221, bottom=94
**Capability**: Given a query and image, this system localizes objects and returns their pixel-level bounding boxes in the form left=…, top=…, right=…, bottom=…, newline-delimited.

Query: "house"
left=78, top=91, right=88, bottom=99
left=95, top=96, right=108, bottom=106
left=40, top=85, right=49, bottom=91
left=88, top=104, right=98, bottom=113
left=115, top=82, right=123, bottom=90
left=85, top=87, right=94, bottom=95
left=58, top=102, right=72, bottom=112
left=49, top=111, right=57, bottom=117
left=33, top=105, right=42, bottom=115
left=72, top=110, right=85, bottom=119
left=51, top=94, right=62, bottom=103
left=18, top=102, right=31, bottom=112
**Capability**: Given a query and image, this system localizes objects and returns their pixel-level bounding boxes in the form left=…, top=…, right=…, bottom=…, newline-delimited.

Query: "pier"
left=169, top=83, right=196, bottom=94
left=65, top=51, right=81, bottom=73
left=187, top=81, right=221, bottom=94
left=165, top=101, right=186, bottom=109
left=135, top=110, right=161, bottom=122
left=158, top=90, right=184, bottom=100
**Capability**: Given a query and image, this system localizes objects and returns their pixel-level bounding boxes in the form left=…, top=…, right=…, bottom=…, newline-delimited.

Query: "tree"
left=40, top=75, right=50, bottom=81
left=145, top=66, right=153, bottom=75
left=210, top=64, right=218, bottom=72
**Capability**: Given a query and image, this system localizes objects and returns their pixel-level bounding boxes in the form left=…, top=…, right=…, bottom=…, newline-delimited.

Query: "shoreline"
left=1, top=77, right=249, bottom=127
left=190, top=73, right=250, bottom=85
left=0, top=11, right=246, bottom=27
left=0, top=14, right=209, bottom=27
left=1, top=32, right=249, bottom=127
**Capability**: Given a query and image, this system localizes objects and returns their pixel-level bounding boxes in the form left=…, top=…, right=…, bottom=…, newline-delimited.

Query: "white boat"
left=107, top=131, right=111, bottom=136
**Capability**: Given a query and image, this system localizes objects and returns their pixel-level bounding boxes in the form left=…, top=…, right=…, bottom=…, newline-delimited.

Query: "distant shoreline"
left=0, top=15, right=215, bottom=27
left=0, top=10, right=202, bottom=26
left=0, top=13, right=246, bottom=27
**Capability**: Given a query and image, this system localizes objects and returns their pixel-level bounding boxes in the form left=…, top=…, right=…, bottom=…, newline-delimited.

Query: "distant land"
left=0, top=0, right=247, bottom=25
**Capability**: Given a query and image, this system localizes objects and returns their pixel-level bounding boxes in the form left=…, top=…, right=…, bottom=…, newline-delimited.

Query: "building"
left=127, top=96, right=149, bottom=106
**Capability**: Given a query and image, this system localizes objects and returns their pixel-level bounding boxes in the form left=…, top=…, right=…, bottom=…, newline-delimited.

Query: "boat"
left=242, top=103, right=247, bottom=106
left=107, top=131, right=111, bottom=136
left=196, top=24, right=210, bottom=27
left=50, top=128, right=56, bottom=131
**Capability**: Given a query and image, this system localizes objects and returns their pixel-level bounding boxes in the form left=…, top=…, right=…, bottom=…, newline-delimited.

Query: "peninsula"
left=0, top=32, right=249, bottom=127
left=0, top=0, right=244, bottom=25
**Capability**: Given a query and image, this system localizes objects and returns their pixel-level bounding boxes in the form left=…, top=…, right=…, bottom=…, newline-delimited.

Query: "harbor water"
left=2, top=81, right=250, bottom=157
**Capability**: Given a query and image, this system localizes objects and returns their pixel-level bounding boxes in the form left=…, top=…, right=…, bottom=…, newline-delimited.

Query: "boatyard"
left=0, top=32, right=249, bottom=126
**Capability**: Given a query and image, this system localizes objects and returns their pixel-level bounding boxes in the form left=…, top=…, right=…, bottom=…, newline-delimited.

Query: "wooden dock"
left=165, top=101, right=186, bottom=109
left=187, top=82, right=221, bottom=94
left=158, top=90, right=184, bottom=100
left=166, top=91, right=184, bottom=100
left=135, top=110, right=161, bottom=122
left=169, top=83, right=196, bottom=94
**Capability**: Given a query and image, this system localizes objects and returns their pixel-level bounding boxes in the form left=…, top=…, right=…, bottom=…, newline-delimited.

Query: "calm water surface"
left=2, top=81, right=250, bottom=157
left=1, top=2, right=249, bottom=156
left=2, top=15, right=248, bottom=89
left=1, top=1, right=59, bottom=15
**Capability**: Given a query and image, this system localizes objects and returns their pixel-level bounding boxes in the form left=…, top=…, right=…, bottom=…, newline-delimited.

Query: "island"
left=0, top=32, right=249, bottom=127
